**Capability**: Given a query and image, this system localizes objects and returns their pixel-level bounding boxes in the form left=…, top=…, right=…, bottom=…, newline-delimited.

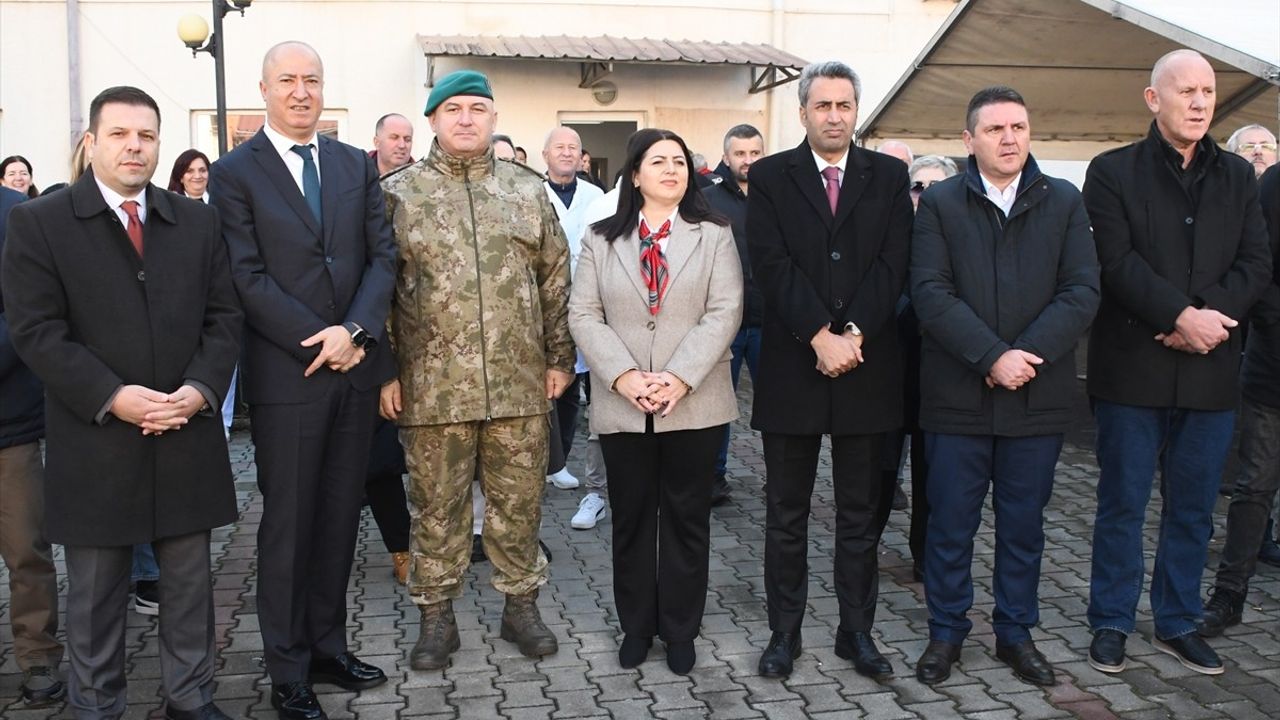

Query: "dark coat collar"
left=1143, top=119, right=1219, bottom=170
left=785, top=139, right=872, bottom=228
left=962, top=153, right=1044, bottom=200
left=70, top=167, right=176, bottom=225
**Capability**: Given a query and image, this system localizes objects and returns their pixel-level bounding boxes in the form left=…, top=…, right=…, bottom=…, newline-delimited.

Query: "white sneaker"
left=547, top=468, right=579, bottom=489
left=571, top=492, right=607, bottom=529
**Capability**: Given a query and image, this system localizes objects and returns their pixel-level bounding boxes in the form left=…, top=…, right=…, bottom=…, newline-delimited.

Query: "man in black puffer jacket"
left=0, top=184, right=65, bottom=707
left=910, top=87, right=1100, bottom=688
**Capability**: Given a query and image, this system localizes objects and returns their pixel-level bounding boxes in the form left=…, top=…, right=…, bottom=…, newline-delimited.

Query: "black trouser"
left=252, top=375, right=378, bottom=683
left=366, top=419, right=411, bottom=553
left=600, top=419, right=723, bottom=642
left=555, top=373, right=584, bottom=459
left=1215, top=396, right=1280, bottom=594
left=878, top=428, right=929, bottom=566
left=763, top=431, right=888, bottom=634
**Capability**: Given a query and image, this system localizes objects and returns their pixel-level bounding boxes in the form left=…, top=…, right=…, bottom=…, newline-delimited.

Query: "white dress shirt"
left=638, top=209, right=680, bottom=251
left=812, top=148, right=849, bottom=187
left=95, top=178, right=146, bottom=226
left=262, top=122, right=321, bottom=194
left=980, top=172, right=1021, bottom=217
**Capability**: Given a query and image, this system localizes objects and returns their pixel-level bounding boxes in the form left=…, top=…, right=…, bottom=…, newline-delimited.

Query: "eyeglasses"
left=910, top=179, right=943, bottom=195
left=1238, top=142, right=1277, bottom=153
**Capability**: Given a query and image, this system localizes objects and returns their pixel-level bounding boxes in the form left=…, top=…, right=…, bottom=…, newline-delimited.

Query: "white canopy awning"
left=858, top=0, right=1280, bottom=144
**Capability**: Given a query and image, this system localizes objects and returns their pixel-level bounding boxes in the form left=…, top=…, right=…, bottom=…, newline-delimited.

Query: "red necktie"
left=121, top=200, right=144, bottom=257
left=822, top=166, right=840, bottom=216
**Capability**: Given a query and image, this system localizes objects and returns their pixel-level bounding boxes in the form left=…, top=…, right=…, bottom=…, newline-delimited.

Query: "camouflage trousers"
left=400, top=414, right=550, bottom=605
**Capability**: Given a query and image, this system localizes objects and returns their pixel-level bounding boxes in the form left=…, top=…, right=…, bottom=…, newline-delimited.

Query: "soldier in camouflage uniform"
left=379, top=69, right=576, bottom=670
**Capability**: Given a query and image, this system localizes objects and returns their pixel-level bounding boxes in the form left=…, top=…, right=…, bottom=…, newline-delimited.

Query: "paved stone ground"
left=3, top=379, right=1278, bottom=719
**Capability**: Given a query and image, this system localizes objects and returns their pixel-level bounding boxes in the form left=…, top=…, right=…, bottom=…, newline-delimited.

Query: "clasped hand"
left=616, top=369, right=689, bottom=417
left=110, top=384, right=205, bottom=436
left=812, top=328, right=864, bottom=378
left=1155, top=306, right=1237, bottom=355
left=985, top=349, right=1044, bottom=390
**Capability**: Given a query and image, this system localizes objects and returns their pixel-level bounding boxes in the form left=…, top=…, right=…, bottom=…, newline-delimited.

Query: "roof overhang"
left=417, top=34, right=809, bottom=94
left=858, top=0, right=1280, bottom=144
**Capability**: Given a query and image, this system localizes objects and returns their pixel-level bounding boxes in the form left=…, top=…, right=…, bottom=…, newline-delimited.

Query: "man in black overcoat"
left=1083, top=49, right=1271, bottom=677
left=1, top=86, right=242, bottom=720
left=746, top=60, right=912, bottom=680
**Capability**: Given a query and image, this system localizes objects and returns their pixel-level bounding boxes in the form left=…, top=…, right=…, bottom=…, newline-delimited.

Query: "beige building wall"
left=0, top=0, right=955, bottom=187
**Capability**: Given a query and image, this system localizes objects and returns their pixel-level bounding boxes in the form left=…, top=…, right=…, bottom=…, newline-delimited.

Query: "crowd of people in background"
left=0, top=38, right=1277, bottom=720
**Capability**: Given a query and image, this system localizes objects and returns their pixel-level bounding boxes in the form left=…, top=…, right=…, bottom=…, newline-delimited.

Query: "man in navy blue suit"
left=210, top=41, right=396, bottom=720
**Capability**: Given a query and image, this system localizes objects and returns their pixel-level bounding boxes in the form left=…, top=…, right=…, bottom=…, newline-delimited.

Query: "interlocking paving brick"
left=4, top=390, right=1278, bottom=719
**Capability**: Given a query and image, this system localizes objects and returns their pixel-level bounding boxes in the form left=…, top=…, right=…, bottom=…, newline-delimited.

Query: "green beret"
left=424, top=70, right=494, bottom=116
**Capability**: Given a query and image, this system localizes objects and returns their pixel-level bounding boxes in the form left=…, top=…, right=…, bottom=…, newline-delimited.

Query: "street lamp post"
left=177, top=0, right=254, bottom=157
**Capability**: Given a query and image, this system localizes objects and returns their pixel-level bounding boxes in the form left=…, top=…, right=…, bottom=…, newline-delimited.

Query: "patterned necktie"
left=639, top=218, right=671, bottom=315
left=121, top=200, right=144, bottom=257
left=822, top=166, right=841, bottom=216
left=290, top=144, right=322, bottom=225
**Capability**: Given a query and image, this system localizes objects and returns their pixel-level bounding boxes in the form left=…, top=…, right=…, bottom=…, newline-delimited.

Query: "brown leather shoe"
left=391, top=552, right=410, bottom=585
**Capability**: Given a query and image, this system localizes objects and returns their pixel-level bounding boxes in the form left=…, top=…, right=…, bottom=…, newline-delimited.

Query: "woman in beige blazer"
left=569, top=128, right=743, bottom=675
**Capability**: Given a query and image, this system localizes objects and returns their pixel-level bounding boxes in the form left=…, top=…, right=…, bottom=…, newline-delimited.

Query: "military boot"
left=500, top=589, right=559, bottom=657
left=410, top=600, right=460, bottom=670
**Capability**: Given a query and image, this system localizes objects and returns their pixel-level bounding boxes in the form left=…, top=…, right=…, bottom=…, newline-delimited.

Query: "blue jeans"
left=132, top=543, right=159, bottom=583
left=715, top=326, right=761, bottom=476
left=1087, top=400, right=1235, bottom=640
left=923, top=432, right=1062, bottom=646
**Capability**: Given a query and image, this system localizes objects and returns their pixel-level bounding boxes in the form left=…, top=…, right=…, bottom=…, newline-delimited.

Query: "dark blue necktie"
left=290, top=144, right=321, bottom=225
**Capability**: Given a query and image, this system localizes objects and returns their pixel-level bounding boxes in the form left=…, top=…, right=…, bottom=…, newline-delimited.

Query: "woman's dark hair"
left=1, top=155, right=39, bottom=198
left=591, top=128, right=727, bottom=242
left=167, top=149, right=212, bottom=194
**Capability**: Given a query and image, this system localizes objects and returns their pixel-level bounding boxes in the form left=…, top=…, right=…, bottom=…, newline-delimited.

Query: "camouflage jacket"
left=382, top=140, right=575, bottom=425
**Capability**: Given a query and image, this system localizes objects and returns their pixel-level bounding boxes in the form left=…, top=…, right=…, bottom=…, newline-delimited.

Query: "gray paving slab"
left=3, top=379, right=1278, bottom=719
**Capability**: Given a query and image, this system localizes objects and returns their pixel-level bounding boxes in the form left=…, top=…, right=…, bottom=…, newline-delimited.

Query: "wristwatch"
left=343, top=322, right=377, bottom=351
left=843, top=321, right=863, bottom=337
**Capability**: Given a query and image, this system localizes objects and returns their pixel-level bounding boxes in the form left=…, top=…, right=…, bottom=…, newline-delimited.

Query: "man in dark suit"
left=1084, top=49, right=1271, bottom=677
left=2, top=86, right=242, bottom=720
left=910, top=86, right=1100, bottom=687
left=210, top=41, right=396, bottom=720
left=747, top=61, right=913, bottom=680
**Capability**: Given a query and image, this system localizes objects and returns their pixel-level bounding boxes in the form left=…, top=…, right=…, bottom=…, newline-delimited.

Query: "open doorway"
left=560, top=113, right=644, bottom=190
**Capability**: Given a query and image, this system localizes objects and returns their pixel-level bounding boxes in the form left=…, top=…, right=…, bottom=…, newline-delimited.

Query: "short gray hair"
left=723, top=123, right=763, bottom=153
left=798, top=61, right=862, bottom=107
left=909, top=155, right=959, bottom=180
left=1226, top=124, right=1276, bottom=152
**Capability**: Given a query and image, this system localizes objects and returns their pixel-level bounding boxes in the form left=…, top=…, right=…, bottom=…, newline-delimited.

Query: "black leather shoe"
left=995, top=640, right=1055, bottom=686
left=1259, top=536, right=1280, bottom=568
left=1154, top=634, right=1224, bottom=675
left=166, top=702, right=233, bottom=720
left=666, top=640, right=696, bottom=675
left=835, top=630, right=893, bottom=679
left=757, top=631, right=802, bottom=678
left=915, top=640, right=960, bottom=685
left=711, top=475, right=732, bottom=506
left=618, top=634, right=652, bottom=669
left=309, top=652, right=387, bottom=691
left=1198, top=587, right=1244, bottom=638
left=1088, top=629, right=1126, bottom=673
left=271, top=682, right=327, bottom=720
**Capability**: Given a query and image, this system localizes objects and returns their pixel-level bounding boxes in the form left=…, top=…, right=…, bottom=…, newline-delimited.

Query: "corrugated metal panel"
left=417, top=34, right=808, bottom=70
